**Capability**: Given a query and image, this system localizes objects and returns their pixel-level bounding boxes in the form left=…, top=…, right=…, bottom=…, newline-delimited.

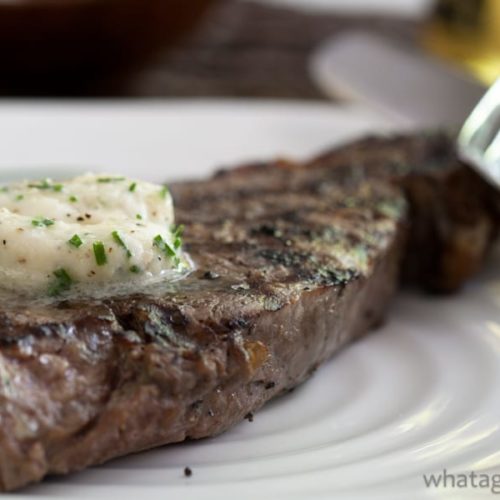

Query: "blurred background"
left=0, top=0, right=498, bottom=99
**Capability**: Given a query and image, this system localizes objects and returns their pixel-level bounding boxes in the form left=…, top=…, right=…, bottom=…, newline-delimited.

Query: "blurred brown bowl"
left=0, top=0, right=216, bottom=92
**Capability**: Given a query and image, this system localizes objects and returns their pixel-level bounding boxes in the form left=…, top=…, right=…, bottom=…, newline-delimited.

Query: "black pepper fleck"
left=203, top=270, right=220, bottom=280
left=77, top=216, right=84, bottom=222
left=184, top=467, right=192, bottom=477
left=228, top=317, right=249, bottom=329
left=264, top=381, right=276, bottom=390
left=253, top=223, right=282, bottom=237
left=190, top=400, right=203, bottom=411
left=244, top=412, right=254, bottom=422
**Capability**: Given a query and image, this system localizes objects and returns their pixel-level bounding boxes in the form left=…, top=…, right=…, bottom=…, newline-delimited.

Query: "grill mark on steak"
left=0, top=132, right=498, bottom=490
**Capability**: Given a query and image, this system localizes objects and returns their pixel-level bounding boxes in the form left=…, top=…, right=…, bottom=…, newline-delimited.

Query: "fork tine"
left=483, top=129, right=500, bottom=177
left=458, top=78, right=500, bottom=188
left=459, top=78, right=500, bottom=153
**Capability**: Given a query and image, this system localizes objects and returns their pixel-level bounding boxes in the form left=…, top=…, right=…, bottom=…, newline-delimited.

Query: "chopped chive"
left=129, top=265, right=141, bottom=274
left=48, top=268, right=73, bottom=296
left=93, top=241, right=107, bottom=266
left=69, top=195, right=78, bottom=203
left=15, top=194, right=24, bottom=201
left=172, top=224, right=185, bottom=237
left=159, top=186, right=169, bottom=199
left=129, top=182, right=137, bottom=192
left=172, top=224, right=184, bottom=249
left=111, top=231, right=132, bottom=258
left=153, top=234, right=176, bottom=258
left=0, top=187, right=8, bottom=193
left=97, top=176, right=126, bottom=183
left=28, top=179, right=63, bottom=192
left=68, top=234, right=83, bottom=248
left=32, top=217, right=55, bottom=228
left=28, top=179, right=51, bottom=189
left=136, top=213, right=142, bottom=220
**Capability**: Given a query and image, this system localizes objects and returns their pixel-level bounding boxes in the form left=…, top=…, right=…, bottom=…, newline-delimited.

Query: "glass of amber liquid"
left=422, top=0, right=500, bottom=84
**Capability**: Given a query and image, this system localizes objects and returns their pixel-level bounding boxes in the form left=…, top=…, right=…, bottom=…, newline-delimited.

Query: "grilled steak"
left=0, top=133, right=498, bottom=491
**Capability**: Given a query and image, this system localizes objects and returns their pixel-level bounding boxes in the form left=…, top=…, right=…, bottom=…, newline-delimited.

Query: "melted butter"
left=0, top=174, right=192, bottom=297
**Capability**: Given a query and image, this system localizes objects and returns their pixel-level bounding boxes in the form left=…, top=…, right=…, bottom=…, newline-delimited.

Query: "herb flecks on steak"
left=0, top=133, right=498, bottom=491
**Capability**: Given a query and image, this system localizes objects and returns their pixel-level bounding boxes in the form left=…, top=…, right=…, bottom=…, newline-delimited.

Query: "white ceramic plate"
left=2, top=100, right=500, bottom=500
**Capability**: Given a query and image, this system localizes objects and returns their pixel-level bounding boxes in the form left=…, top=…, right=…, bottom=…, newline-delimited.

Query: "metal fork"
left=458, top=77, right=500, bottom=189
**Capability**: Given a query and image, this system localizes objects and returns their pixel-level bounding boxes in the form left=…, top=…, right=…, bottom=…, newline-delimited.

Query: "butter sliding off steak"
left=0, top=133, right=499, bottom=491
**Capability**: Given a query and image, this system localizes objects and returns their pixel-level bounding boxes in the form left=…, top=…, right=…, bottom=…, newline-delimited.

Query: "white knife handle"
left=310, top=32, right=485, bottom=128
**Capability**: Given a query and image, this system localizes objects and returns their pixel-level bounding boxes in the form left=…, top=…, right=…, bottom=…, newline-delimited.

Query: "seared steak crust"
left=0, top=133, right=498, bottom=490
